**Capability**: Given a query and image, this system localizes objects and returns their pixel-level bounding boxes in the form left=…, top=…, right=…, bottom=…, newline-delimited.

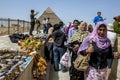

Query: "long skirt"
left=85, top=66, right=107, bottom=80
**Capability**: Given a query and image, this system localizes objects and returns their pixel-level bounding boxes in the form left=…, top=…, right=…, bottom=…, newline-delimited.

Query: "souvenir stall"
left=0, top=35, right=47, bottom=80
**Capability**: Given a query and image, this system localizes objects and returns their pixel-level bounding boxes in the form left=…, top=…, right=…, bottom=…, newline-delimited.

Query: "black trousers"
left=29, top=22, right=35, bottom=35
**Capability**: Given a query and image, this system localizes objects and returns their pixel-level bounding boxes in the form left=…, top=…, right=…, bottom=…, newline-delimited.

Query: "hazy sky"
left=0, top=0, right=120, bottom=25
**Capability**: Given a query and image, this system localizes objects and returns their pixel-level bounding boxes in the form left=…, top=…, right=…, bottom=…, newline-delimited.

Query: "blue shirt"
left=67, top=27, right=78, bottom=43
left=93, top=16, right=104, bottom=25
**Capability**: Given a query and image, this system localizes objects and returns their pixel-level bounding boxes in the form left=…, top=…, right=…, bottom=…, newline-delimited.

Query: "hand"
left=36, top=12, right=39, bottom=14
left=104, top=18, right=107, bottom=20
left=86, top=46, right=94, bottom=54
left=35, top=12, right=39, bottom=15
left=114, top=52, right=120, bottom=59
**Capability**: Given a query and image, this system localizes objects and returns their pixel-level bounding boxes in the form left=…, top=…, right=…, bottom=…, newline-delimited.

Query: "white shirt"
left=107, top=31, right=117, bottom=47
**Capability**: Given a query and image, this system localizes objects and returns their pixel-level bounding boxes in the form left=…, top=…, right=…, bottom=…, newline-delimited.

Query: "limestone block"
left=117, top=36, right=120, bottom=80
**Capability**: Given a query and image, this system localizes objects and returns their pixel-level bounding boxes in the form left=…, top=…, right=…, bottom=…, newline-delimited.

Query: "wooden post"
left=8, top=18, right=10, bottom=34
left=23, top=20, right=25, bottom=32
left=27, top=22, right=30, bottom=32
left=17, top=19, right=19, bottom=33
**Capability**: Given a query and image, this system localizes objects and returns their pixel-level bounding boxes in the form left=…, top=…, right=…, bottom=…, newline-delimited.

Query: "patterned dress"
left=69, top=30, right=89, bottom=80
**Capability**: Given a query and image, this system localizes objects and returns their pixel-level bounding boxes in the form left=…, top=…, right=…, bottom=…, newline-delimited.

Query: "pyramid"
left=39, top=7, right=62, bottom=25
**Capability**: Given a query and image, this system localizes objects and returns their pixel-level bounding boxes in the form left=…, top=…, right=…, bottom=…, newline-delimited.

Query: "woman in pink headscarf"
left=77, top=21, right=114, bottom=80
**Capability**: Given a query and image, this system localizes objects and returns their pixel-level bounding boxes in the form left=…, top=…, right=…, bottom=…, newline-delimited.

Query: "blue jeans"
left=53, top=45, right=67, bottom=71
left=43, top=24, right=47, bottom=34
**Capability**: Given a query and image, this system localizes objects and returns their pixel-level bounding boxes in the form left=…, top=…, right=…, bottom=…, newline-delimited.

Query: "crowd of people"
left=29, top=9, right=120, bottom=80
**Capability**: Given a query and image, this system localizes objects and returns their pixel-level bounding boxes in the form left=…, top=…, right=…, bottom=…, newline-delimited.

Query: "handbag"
left=73, top=40, right=92, bottom=71
left=60, top=51, right=72, bottom=67
left=73, top=53, right=90, bottom=71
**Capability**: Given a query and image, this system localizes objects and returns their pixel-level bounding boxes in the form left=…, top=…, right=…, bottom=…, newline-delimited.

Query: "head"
left=53, top=24, right=60, bottom=31
left=59, top=21, right=64, bottom=27
left=31, top=9, right=34, bottom=13
left=97, top=23, right=107, bottom=37
left=118, top=16, right=120, bottom=22
left=79, top=21, right=87, bottom=31
left=113, top=16, right=120, bottom=22
left=97, top=11, right=101, bottom=16
left=47, top=23, right=52, bottom=28
left=47, top=17, right=50, bottom=20
left=44, top=18, right=46, bottom=20
left=88, top=24, right=93, bottom=33
left=73, top=20, right=80, bottom=29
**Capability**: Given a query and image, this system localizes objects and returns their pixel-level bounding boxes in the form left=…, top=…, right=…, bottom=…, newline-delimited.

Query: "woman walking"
left=78, top=21, right=114, bottom=80
left=69, top=21, right=89, bottom=80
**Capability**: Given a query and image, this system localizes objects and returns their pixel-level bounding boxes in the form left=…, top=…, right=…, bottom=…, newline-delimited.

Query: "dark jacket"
left=52, top=29, right=66, bottom=47
left=80, top=41, right=114, bottom=69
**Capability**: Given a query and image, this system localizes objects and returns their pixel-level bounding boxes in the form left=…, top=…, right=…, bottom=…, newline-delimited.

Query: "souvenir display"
left=0, top=49, right=27, bottom=80
left=18, top=36, right=43, bottom=52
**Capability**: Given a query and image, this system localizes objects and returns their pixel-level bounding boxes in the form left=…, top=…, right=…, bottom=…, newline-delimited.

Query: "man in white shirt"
left=107, top=23, right=117, bottom=48
left=107, top=23, right=119, bottom=80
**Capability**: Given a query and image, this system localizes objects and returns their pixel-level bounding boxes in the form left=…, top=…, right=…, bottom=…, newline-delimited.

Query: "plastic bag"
left=60, top=51, right=72, bottom=67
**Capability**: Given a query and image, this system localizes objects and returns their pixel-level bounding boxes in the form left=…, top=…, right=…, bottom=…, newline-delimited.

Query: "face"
left=97, top=26, right=107, bottom=37
left=80, top=23, right=87, bottom=31
left=97, top=12, right=101, bottom=16
left=31, top=11, right=34, bottom=14
left=73, top=21, right=79, bottom=28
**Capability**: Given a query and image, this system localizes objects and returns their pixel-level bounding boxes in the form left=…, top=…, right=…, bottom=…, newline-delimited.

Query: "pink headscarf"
left=77, top=21, right=111, bottom=55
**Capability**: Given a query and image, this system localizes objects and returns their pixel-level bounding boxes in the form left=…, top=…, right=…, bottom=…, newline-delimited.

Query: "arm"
left=34, top=12, right=39, bottom=16
left=68, top=29, right=72, bottom=43
left=101, top=17, right=104, bottom=21
left=93, top=17, right=97, bottom=24
left=78, top=40, right=94, bottom=55
left=107, top=45, right=114, bottom=68
left=45, top=34, right=53, bottom=45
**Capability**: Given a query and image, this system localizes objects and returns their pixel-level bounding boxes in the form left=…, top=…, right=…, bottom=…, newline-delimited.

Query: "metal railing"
left=0, top=18, right=30, bottom=35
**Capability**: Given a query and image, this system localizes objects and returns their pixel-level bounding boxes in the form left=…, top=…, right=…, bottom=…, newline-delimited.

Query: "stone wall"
left=109, top=36, right=120, bottom=80
left=17, top=44, right=46, bottom=80
left=17, top=57, right=34, bottom=80
left=117, top=36, right=120, bottom=80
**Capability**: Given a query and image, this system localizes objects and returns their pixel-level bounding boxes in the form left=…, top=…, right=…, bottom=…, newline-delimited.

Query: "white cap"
left=107, top=23, right=114, bottom=31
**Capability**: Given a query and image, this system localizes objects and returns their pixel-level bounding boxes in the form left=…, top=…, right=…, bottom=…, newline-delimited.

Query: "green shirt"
left=113, top=21, right=120, bottom=34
